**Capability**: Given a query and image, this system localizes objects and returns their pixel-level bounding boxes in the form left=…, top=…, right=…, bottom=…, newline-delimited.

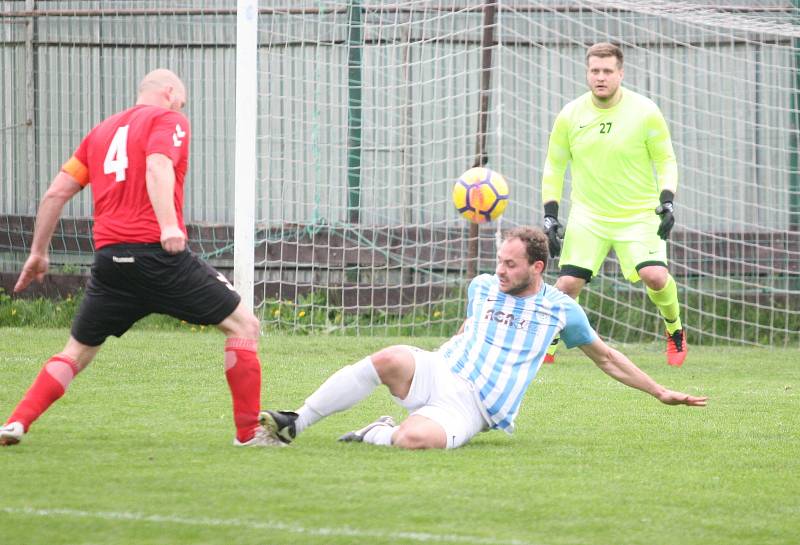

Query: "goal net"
left=253, top=0, right=800, bottom=346
left=1, top=1, right=797, bottom=347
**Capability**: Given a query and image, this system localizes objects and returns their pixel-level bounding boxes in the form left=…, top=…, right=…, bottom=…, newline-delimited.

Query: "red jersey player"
left=1, top=69, right=281, bottom=447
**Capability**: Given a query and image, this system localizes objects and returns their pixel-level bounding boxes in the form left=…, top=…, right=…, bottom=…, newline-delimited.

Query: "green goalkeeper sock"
left=546, top=337, right=559, bottom=356
left=646, top=274, right=682, bottom=334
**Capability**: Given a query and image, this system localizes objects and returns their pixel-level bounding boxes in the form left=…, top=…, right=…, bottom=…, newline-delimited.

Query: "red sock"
left=8, top=354, right=81, bottom=432
left=224, top=338, right=262, bottom=443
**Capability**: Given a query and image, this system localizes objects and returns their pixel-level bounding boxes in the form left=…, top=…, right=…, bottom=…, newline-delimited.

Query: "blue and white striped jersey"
left=438, top=274, right=596, bottom=433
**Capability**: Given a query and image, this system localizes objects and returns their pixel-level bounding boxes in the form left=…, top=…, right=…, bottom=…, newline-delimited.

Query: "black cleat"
left=259, top=410, right=298, bottom=444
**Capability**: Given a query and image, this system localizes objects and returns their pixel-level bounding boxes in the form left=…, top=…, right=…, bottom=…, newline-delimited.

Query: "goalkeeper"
left=541, top=42, right=686, bottom=367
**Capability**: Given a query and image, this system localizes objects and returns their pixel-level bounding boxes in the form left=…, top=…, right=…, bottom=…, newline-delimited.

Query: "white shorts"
left=392, top=346, right=491, bottom=449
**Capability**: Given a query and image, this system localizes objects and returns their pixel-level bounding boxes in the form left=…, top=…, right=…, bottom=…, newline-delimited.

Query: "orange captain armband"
left=61, top=156, right=90, bottom=186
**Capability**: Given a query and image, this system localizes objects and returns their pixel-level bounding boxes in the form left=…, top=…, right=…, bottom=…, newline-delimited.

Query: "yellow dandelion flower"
left=273, top=309, right=280, bottom=318
left=298, top=311, right=306, bottom=318
left=433, top=311, right=442, bottom=318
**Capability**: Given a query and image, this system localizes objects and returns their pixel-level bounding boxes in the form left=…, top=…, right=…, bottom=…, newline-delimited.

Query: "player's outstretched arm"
left=14, top=172, right=83, bottom=292
left=579, top=338, right=707, bottom=407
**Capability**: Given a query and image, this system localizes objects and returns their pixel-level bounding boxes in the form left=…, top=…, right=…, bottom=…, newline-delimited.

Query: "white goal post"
left=234, top=0, right=259, bottom=310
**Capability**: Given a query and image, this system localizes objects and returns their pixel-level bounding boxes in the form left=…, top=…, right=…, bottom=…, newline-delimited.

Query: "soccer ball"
left=452, top=167, right=509, bottom=224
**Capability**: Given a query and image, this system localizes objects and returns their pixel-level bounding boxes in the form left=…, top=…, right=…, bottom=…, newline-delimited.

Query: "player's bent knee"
left=62, top=337, right=101, bottom=371
left=217, top=304, right=261, bottom=340
left=230, top=316, right=260, bottom=340
left=242, top=313, right=261, bottom=339
left=370, top=346, right=411, bottom=374
left=556, top=276, right=585, bottom=298
left=370, top=347, right=393, bottom=368
left=638, top=265, right=669, bottom=290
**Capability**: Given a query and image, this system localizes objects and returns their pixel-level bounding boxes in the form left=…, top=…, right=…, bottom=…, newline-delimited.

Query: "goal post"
left=234, top=0, right=259, bottom=311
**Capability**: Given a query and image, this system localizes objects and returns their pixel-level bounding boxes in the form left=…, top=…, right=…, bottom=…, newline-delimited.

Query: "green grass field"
left=1, top=328, right=797, bottom=545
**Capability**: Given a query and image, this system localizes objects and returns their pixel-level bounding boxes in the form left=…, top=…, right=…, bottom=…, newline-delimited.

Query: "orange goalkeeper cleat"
left=543, top=337, right=559, bottom=364
left=666, top=329, right=687, bottom=367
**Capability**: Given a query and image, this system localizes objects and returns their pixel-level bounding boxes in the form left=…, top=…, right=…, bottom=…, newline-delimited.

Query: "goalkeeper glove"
left=655, top=190, right=675, bottom=240
left=542, top=201, right=564, bottom=258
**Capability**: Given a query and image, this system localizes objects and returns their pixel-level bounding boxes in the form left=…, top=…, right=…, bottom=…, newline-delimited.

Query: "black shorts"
left=71, top=243, right=241, bottom=346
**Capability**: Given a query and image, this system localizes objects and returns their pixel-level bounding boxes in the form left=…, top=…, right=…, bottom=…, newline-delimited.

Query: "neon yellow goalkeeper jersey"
left=541, top=88, right=677, bottom=220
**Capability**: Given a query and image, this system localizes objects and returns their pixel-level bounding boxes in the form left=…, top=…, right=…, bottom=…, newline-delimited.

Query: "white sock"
left=362, top=424, right=395, bottom=446
left=295, top=357, right=381, bottom=434
left=294, top=405, right=322, bottom=435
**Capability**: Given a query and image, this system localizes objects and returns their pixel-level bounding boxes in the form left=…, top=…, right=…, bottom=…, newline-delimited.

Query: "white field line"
left=1, top=506, right=540, bottom=545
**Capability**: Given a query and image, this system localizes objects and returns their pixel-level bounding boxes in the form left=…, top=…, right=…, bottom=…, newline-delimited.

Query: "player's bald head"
left=137, top=69, right=186, bottom=111
left=138, top=69, right=184, bottom=94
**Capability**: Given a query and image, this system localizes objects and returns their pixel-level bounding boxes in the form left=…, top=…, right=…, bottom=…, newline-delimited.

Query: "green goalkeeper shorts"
left=559, top=213, right=667, bottom=283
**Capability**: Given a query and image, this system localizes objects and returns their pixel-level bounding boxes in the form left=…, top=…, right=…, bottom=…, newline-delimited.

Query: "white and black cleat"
left=338, top=415, right=396, bottom=443
left=259, top=410, right=298, bottom=445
